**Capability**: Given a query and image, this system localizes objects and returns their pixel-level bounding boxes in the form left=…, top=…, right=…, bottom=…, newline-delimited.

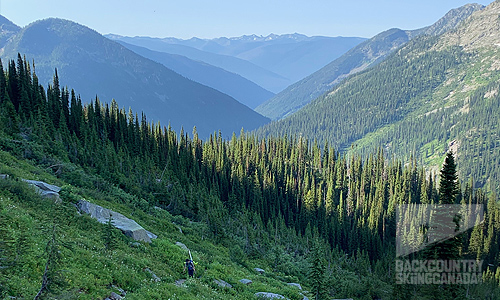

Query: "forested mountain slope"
left=1, top=55, right=499, bottom=299
left=255, top=3, right=484, bottom=120
left=257, top=1, right=500, bottom=193
left=116, top=41, right=274, bottom=109
left=0, top=18, right=269, bottom=138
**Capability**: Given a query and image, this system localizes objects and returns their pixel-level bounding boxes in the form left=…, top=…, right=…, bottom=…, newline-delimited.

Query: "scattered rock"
left=287, top=283, right=302, bottom=289
left=214, top=279, right=233, bottom=288
left=255, top=292, right=286, bottom=299
left=172, top=222, right=183, bottom=234
left=175, top=241, right=189, bottom=251
left=254, top=267, right=265, bottom=274
left=147, top=231, right=158, bottom=239
left=22, top=179, right=61, bottom=193
left=239, top=279, right=252, bottom=285
left=22, top=179, right=62, bottom=203
left=111, top=285, right=126, bottom=297
left=130, top=242, right=141, bottom=248
left=144, top=268, right=161, bottom=282
left=107, top=292, right=122, bottom=300
left=175, top=279, right=186, bottom=286
left=77, top=199, right=156, bottom=243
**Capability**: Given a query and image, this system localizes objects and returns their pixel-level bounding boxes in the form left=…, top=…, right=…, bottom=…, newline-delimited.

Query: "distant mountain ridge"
left=107, top=33, right=366, bottom=93
left=114, top=41, right=274, bottom=109
left=255, top=3, right=485, bottom=120
left=0, top=15, right=20, bottom=48
left=107, top=34, right=291, bottom=93
left=1, top=17, right=269, bottom=138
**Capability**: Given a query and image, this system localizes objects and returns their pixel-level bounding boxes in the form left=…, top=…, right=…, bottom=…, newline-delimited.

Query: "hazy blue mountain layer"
left=107, top=34, right=291, bottom=93
left=116, top=41, right=274, bottom=109
left=1, top=17, right=269, bottom=138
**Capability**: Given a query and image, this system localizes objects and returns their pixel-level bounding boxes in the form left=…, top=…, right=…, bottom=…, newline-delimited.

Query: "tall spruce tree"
left=426, top=152, right=462, bottom=260
left=422, top=151, right=464, bottom=298
left=439, top=151, right=459, bottom=205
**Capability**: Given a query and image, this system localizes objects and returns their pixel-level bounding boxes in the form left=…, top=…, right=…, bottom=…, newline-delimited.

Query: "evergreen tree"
left=308, top=240, right=328, bottom=300
left=439, top=151, right=459, bottom=204
left=102, top=214, right=119, bottom=251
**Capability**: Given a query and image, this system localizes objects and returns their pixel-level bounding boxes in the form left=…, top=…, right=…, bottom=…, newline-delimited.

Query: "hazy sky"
left=1, top=0, right=495, bottom=39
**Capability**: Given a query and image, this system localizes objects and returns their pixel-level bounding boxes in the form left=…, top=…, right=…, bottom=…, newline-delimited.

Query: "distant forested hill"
left=107, top=34, right=292, bottom=93
left=107, top=34, right=366, bottom=93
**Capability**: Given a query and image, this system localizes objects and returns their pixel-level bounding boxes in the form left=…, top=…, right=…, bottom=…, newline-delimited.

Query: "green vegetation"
left=0, top=54, right=499, bottom=299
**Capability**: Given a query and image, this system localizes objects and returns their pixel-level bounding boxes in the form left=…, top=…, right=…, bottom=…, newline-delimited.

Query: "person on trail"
left=184, top=258, right=195, bottom=278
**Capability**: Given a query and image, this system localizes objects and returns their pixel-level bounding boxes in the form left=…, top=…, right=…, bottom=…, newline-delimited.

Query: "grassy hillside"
left=0, top=55, right=392, bottom=300
left=0, top=149, right=310, bottom=300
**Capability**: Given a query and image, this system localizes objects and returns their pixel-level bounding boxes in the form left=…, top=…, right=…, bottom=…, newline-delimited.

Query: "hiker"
left=184, top=258, right=195, bottom=278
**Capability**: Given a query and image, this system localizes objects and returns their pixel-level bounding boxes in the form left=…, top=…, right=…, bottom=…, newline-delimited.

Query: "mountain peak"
left=409, top=3, right=485, bottom=38
left=0, top=15, right=20, bottom=48
left=437, top=0, right=500, bottom=50
left=0, top=15, right=19, bottom=29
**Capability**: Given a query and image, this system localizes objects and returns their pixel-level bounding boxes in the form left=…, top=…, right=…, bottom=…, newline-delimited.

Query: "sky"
left=1, top=0, right=495, bottom=39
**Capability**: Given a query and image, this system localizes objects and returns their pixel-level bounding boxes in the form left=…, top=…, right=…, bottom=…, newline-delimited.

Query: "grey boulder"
left=175, top=242, right=189, bottom=251
left=22, top=179, right=61, bottom=203
left=77, top=199, right=157, bottom=243
left=239, top=279, right=252, bottom=285
left=255, top=292, right=286, bottom=299
left=214, top=279, right=233, bottom=288
left=287, top=283, right=302, bottom=289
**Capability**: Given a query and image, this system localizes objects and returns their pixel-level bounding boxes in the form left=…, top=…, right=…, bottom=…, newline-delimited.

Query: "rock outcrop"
left=239, top=279, right=252, bottom=285
left=144, top=268, right=161, bottom=282
left=287, top=283, right=302, bottom=289
left=175, top=241, right=189, bottom=251
left=77, top=200, right=157, bottom=243
left=104, top=292, right=123, bottom=300
left=214, top=279, right=233, bottom=288
left=255, top=292, right=286, bottom=299
left=22, top=179, right=62, bottom=203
